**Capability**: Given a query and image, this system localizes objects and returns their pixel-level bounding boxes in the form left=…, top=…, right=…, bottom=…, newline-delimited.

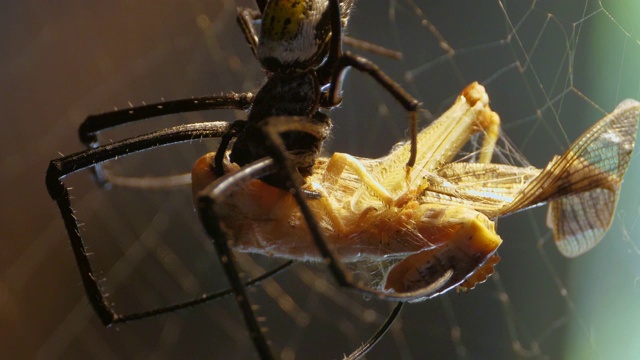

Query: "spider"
left=46, top=0, right=421, bottom=358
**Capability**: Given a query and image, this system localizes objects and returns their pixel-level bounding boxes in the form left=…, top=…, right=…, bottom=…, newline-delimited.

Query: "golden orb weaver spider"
left=46, top=0, right=422, bottom=358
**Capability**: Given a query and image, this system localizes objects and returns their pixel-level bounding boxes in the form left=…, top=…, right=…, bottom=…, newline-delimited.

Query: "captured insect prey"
left=194, top=82, right=640, bottom=299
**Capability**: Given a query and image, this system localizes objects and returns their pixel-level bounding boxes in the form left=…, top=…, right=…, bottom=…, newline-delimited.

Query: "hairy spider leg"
left=45, top=122, right=297, bottom=325
left=78, top=94, right=254, bottom=148
left=197, top=157, right=280, bottom=360
left=76, top=93, right=254, bottom=188
left=344, top=302, right=404, bottom=360
left=320, top=0, right=421, bottom=170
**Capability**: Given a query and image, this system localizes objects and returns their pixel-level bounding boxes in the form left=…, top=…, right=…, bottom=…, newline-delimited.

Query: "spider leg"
left=318, top=0, right=420, bottom=170
left=344, top=302, right=404, bottom=360
left=79, top=93, right=253, bottom=147
left=318, top=0, right=344, bottom=83
left=96, top=119, right=247, bottom=189
left=49, top=121, right=296, bottom=325
left=327, top=52, right=421, bottom=169
left=78, top=93, right=253, bottom=188
left=237, top=7, right=262, bottom=60
left=197, top=157, right=280, bottom=360
left=342, top=36, right=403, bottom=60
left=118, top=260, right=294, bottom=323
left=368, top=82, right=501, bottom=189
left=47, top=122, right=231, bottom=326
left=214, top=120, right=247, bottom=177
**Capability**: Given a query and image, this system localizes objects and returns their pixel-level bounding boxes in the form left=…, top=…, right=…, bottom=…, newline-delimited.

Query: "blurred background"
left=1, top=0, right=640, bottom=358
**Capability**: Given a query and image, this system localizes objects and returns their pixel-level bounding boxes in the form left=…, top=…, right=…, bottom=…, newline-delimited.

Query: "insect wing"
left=508, top=99, right=640, bottom=256
left=545, top=99, right=640, bottom=256
left=431, top=162, right=541, bottom=216
left=546, top=187, right=620, bottom=257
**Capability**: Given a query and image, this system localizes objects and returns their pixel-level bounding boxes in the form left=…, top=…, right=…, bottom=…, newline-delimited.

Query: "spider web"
left=1, top=0, right=639, bottom=358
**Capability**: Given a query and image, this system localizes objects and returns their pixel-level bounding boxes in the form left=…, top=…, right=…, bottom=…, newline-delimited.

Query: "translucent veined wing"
left=428, top=162, right=541, bottom=215
left=506, top=99, right=640, bottom=256
left=546, top=187, right=619, bottom=257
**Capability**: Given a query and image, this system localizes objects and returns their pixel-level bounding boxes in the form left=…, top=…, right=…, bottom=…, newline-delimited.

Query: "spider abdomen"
left=258, top=0, right=332, bottom=72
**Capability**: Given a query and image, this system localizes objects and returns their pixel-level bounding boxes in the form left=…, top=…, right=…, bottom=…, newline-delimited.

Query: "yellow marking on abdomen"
left=263, top=0, right=309, bottom=41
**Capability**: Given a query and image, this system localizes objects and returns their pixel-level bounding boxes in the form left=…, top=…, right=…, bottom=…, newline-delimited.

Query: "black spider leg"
left=328, top=52, right=420, bottom=169
left=259, top=117, right=464, bottom=302
left=341, top=37, right=403, bottom=60
left=46, top=122, right=293, bottom=326
left=320, top=0, right=421, bottom=169
left=344, top=302, right=404, bottom=360
left=79, top=93, right=253, bottom=147
left=214, top=120, right=247, bottom=177
left=78, top=93, right=253, bottom=186
left=237, top=7, right=261, bottom=59
left=120, top=260, right=294, bottom=323
left=197, top=157, right=281, bottom=360
left=195, top=112, right=338, bottom=359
